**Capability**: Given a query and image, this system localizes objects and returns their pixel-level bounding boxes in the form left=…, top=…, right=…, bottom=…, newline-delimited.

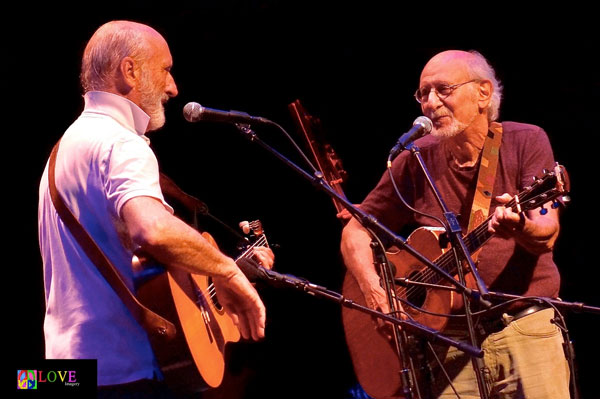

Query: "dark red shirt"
left=360, top=121, right=560, bottom=298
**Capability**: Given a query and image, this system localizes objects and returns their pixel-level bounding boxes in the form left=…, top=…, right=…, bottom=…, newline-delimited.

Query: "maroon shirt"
left=360, top=121, right=560, bottom=298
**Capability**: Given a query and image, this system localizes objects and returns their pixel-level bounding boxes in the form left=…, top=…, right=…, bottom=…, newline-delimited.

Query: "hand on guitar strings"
left=359, top=272, right=409, bottom=340
left=212, top=268, right=266, bottom=341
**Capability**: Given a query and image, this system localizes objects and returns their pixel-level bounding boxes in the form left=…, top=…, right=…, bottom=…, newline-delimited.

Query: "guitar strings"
left=389, top=167, right=556, bottom=304
left=204, top=234, right=269, bottom=301
left=199, top=234, right=270, bottom=302
left=398, top=190, right=552, bottom=302
left=397, top=195, right=521, bottom=301
left=395, top=217, right=493, bottom=301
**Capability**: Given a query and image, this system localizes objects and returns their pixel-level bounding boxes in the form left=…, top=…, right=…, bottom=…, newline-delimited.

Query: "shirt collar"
left=83, top=91, right=151, bottom=142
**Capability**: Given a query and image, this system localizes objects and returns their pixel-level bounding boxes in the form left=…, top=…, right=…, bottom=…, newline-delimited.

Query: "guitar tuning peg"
left=539, top=206, right=548, bottom=215
left=239, top=221, right=251, bottom=235
left=551, top=200, right=561, bottom=209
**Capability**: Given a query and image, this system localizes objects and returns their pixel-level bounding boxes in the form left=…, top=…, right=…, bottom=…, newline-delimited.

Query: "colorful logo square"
left=17, top=370, right=37, bottom=390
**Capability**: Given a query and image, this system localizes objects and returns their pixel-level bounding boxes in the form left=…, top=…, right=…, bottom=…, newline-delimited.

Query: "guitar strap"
left=48, top=140, right=176, bottom=340
left=467, top=122, right=503, bottom=240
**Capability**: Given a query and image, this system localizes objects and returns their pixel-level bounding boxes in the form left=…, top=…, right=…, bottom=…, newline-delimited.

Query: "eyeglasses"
left=414, top=79, right=480, bottom=104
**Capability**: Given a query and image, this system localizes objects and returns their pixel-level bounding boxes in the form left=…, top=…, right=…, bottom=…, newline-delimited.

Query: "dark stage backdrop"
left=13, top=3, right=597, bottom=398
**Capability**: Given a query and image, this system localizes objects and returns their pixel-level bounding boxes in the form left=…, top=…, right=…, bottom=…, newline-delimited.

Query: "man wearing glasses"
left=340, top=50, right=570, bottom=398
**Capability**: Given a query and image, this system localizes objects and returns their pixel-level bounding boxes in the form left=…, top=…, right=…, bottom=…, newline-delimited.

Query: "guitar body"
left=342, top=272, right=403, bottom=399
left=341, top=227, right=450, bottom=398
left=135, top=232, right=240, bottom=393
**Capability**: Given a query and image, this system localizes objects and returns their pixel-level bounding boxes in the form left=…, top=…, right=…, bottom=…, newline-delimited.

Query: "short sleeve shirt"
left=38, top=91, right=172, bottom=385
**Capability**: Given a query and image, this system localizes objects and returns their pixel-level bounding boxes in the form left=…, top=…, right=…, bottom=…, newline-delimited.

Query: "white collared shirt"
left=38, top=91, right=172, bottom=385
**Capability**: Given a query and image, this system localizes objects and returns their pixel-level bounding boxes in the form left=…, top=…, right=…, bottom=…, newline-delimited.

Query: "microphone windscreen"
left=183, top=102, right=203, bottom=122
left=413, top=116, right=433, bottom=134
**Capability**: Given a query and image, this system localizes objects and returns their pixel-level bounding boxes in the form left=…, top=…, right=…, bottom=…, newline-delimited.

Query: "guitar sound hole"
left=404, top=271, right=427, bottom=308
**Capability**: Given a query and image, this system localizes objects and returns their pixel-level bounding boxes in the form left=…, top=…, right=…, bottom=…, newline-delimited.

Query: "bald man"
left=39, top=21, right=271, bottom=396
left=340, top=50, right=570, bottom=398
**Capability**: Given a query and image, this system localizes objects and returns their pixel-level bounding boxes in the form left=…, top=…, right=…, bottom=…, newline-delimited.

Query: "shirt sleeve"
left=104, top=137, right=173, bottom=218
left=516, top=125, right=556, bottom=190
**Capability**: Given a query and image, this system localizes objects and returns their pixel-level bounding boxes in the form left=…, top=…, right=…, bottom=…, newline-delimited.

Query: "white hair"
left=466, top=50, right=503, bottom=121
left=80, top=21, right=151, bottom=93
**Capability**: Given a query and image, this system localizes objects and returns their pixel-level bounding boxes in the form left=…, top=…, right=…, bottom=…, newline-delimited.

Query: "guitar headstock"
left=288, top=99, right=349, bottom=214
left=236, top=220, right=270, bottom=259
left=515, top=163, right=571, bottom=214
left=239, top=220, right=264, bottom=236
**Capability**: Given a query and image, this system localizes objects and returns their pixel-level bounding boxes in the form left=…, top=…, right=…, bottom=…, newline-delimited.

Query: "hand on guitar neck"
left=489, top=192, right=560, bottom=255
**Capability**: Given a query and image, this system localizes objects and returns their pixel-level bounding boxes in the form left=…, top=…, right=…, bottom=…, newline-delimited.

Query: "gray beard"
left=430, top=112, right=476, bottom=139
left=145, top=103, right=166, bottom=132
left=138, top=70, right=167, bottom=132
left=431, top=119, right=467, bottom=138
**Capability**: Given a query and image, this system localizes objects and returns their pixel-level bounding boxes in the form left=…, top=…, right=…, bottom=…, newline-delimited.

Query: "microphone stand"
left=250, top=257, right=484, bottom=358
left=482, top=291, right=600, bottom=314
left=371, top=236, right=422, bottom=399
left=404, top=143, right=491, bottom=399
left=233, top=123, right=485, bottom=398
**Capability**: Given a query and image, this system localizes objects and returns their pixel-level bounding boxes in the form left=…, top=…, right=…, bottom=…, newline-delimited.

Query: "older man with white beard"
left=340, top=50, right=570, bottom=399
left=38, top=20, right=272, bottom=398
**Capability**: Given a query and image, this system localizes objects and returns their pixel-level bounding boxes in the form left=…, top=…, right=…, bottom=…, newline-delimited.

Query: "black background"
left=12, top=2, right=598, bottom=398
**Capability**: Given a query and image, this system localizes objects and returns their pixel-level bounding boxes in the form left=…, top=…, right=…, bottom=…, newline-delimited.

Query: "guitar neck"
left=235, top=233, right=269, bottom=261
left=428, top=169, right=564, bottom=282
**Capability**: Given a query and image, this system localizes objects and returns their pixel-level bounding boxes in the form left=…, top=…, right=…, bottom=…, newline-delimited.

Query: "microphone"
left=236, top=258, right=270, bottom=282
left=236, top=258, right=326, bottom=290
left=389, top=116, right=433, bottom=159
left=183, top=102, right=271, bottom=125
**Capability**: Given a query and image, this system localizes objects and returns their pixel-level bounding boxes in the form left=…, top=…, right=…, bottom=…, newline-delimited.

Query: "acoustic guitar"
left=133, top=220, right=269, bottom=393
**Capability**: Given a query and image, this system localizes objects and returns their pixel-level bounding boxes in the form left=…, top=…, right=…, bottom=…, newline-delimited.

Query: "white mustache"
left=431, top=110, right=452, bottom=121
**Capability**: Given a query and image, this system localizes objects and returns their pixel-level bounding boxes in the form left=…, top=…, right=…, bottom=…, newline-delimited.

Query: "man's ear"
left=115, top=56, right=138, bottom=94
left=477, top=80, right=493, bottom=111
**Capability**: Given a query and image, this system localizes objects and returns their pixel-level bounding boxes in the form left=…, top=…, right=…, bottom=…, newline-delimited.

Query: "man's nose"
left=166, top=74, right=178, bottom=98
